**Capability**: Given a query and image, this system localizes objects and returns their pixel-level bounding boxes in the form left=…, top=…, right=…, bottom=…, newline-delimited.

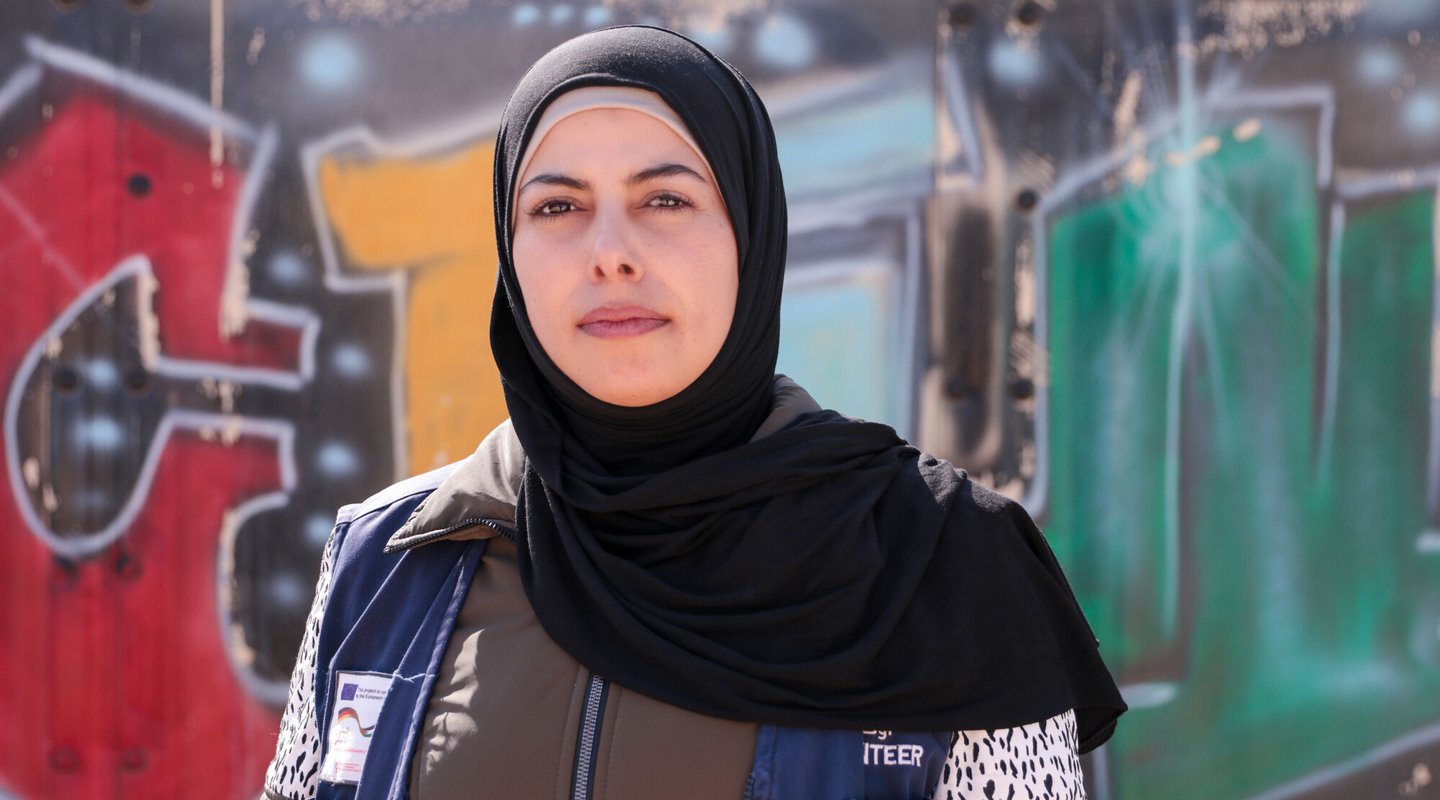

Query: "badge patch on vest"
left=320, top=671, right=394, bottom=785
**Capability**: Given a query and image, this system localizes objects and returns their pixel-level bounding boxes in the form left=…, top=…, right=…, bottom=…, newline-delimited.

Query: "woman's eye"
left=524, top=198, right=577, bottom=219
left=647, top=193, right=690, bottom=210
left=535, top=199, right=575, bottom=216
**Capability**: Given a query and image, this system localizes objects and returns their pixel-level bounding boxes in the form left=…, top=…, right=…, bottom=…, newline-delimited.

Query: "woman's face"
left=512, top=106, right=739, bottom=407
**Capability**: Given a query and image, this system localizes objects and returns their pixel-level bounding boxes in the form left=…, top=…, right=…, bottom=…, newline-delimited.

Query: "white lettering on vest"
left=862, top=742, right=925, bottom=767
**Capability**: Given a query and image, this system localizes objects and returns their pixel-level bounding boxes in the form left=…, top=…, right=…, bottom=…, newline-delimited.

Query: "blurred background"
left=2, top=0, right=1439, bottom=797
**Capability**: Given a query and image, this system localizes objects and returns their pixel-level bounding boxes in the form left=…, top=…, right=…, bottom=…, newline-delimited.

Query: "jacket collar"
left=385, top=375, right=820, bottom=552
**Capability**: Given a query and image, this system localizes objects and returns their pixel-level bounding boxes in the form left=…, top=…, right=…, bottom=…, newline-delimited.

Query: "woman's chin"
left=584, top=382, right=685, bottom=408
left=570, top=367, right=697, bottom=408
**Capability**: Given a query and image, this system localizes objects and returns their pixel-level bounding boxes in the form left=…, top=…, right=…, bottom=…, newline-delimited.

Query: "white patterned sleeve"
left=932, top=709, right=1086, bottom=800
left=263, top=529, right=336, bottom=800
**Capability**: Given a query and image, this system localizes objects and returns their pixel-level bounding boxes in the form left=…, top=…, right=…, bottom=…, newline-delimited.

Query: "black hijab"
left=491, top=25, right=1124, bottom=749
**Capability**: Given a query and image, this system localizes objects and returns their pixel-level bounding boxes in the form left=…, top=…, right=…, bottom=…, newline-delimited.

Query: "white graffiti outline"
left=1316, top=200, right=1348, bottom=476
left=3, top=256, right=308, bottom=559
left=1433, top=182, right=1440, bottom=555
left=0, top=42, right=322, bottom=703
left=21, top=36, right=296, bottom=381
left=1321, top=169, right=1440, bottom=555
left=1024, top=53, right=1440, bottom=724
left=299, top=110, right=504, bottom=480
left=1338, top=166, right=1440, bottom=201
left=1022, top=74, right=1341, bottom=711
left=767, top=60, right=933, bottom=439
left=0, top=62, right=40, bottom=116
left=784, top=207, right=925, bottom=438
left=1031, top=78, right=1338, bottom=511
left=23, top=37, right=255, bottom=142
left=1248, top=719, right=1440, bottom=800
left=217, top=491, right=295, bottom=707
left=222, top=118, right=284, bottom=339
left=1, top=41, right=317, bottom=548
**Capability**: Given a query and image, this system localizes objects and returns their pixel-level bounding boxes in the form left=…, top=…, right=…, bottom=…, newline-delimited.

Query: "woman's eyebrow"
left=627, top=163, right=708, bottom=186
left=518, top=173, right=588, bottom=194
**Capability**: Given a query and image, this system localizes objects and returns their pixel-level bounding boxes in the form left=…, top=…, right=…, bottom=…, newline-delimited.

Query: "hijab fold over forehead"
left=489, top=26, right=1125, bottom=746
left=492, top=25, right=783, bottom=476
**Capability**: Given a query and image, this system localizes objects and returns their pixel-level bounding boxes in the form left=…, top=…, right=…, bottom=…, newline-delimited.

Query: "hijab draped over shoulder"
left=490, top=25, right=1124, bottom=749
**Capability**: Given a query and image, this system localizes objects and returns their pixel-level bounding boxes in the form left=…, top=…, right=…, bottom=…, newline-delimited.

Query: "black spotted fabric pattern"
left=263, top=528, right=335, bottom=800
left=934, top=710, right=1085, bottom=799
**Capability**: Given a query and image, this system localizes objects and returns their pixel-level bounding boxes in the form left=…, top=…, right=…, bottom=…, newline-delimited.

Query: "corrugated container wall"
left=1, top=1, right=1438, bottom=797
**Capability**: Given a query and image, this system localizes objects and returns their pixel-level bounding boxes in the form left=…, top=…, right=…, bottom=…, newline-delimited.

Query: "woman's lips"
left=577, top=305, right=669, bottom=338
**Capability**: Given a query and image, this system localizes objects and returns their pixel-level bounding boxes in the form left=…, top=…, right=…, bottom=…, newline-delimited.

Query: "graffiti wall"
left=0, top=0, right=1436, bottom=797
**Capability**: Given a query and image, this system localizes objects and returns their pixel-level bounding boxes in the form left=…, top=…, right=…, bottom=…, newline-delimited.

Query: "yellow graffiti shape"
left=318, top=139, right=506, bottom=474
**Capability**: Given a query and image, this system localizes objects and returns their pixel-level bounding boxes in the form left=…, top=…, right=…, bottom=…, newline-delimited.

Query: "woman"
left=265, top=25, right=1124, bottom=800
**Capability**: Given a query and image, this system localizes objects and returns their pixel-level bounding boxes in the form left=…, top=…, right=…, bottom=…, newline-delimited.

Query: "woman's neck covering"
left=490, top=25, right=1125, bottom=748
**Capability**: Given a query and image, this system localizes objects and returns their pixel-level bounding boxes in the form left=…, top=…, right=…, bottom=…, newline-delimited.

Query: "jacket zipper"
left=571, top=672, right=610, bottom=800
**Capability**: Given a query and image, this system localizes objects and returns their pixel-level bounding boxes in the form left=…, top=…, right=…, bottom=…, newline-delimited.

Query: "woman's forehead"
left=520, top=108, right=708, bottom=179
left=513, top=85, right=710, bottom=185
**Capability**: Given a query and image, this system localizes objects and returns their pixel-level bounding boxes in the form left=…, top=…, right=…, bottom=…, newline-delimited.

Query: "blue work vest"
left=308, top=472, right=949, bottom=800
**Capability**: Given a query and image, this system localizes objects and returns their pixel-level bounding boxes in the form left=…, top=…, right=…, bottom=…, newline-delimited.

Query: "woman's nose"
left=588, top=206, right=641, bottom=280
